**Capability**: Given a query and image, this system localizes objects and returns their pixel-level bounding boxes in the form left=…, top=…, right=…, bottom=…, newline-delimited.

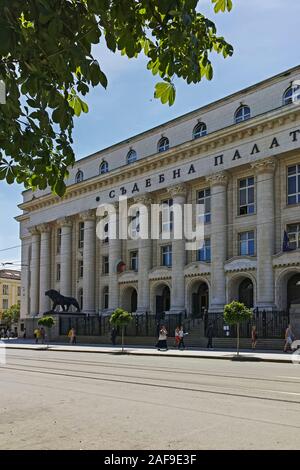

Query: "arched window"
left=99, top=160, right=108, bottom=174
left=235, top=105, right=251, bottom=124
left=75, top=170, right=84, bottom=183
left=158, top=137, right=169, bottom=153
left=127, top=149, right=137, bottom=164
left=283, top=85, right=300, bottom=106
left=193, top=122, right=207, bottom=139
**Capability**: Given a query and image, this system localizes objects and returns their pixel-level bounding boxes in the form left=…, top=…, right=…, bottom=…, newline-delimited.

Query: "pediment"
left=273, top=250, right=300, bottom=268
left=118, top=271, right=138, bottom=283
left=148, top=267, right=172, bottom=280
left=184, top=262, right=211, bottom=277
left=225, top=257, right=257, bottom=272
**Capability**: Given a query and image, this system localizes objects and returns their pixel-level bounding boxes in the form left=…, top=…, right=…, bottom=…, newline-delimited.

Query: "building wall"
left=17, top=66, right=300, bottom=325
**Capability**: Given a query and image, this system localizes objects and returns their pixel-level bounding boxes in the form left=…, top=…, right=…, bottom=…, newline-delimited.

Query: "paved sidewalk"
left=0, top=338, right=298, bottom=363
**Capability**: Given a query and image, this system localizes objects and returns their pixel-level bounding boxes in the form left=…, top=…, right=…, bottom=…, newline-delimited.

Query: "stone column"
left=251, top=158, right=276, bottom=309
left=58, top=217, right=73, bottom=297
left=134, top=196, right=152, bottom=314
left=38, top=224, right=51, bottom=313
left=109, top=203, right=121, bottom=311
left=81, top=210, right=96, bottom=313
left=20, top=236, right=31, bottom=319
left=168, top=185, right=186, bottom=314
left=206, top=172, right=228, bottom=312
left=29, top=227, right=40, bottom=316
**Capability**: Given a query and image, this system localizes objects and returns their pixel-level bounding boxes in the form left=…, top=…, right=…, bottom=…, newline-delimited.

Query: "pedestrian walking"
left=68, top=327, right=76, bottom=344
left=178, top=325, right=186, bottom=350
left=34, top=327, right=40, bottom=344
left=174, top=326, right=180, bottom=348
left=284, top=324, right=295, bottom=352
left=206, top=322, right=214, bottom=349
left=6, top=328, right=10, bottom=340
left=156, top=325, right=168, bottom=351
left=251, top=325, right=258, bottom=350
left=23, top=328, right=27, bottom=340
left=40, top=327, right=46, bottom=344
left=111, top=327, right=117, bottom=346
left=1, top=328, right=5, bottom=339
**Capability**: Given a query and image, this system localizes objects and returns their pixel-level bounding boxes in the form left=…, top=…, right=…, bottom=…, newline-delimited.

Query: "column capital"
left=28, top=226, right=40, bottom=236
left=37, top=223, right=51, bottom=234
left=133, top=195, right=153, bottom=206
left=167, top=184, right=186, bottom=198
left=250, top=157, right=276, bottom=174
left=79, top=209, right=96, bottom=221
left=206, top=171, right=228, bottom=187
left=57, top=217, right=72, bottom=227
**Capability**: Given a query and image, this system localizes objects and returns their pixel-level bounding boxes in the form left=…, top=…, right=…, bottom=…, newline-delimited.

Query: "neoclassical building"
left=17, top=66, right=300, bottom=329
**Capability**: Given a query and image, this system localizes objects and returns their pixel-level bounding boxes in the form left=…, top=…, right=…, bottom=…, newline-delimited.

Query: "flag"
left=282, top=231, right=292, bottom=252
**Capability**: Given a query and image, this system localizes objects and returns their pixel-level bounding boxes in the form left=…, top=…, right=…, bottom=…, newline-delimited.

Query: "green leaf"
left=154, top=82, right=176, bottom=106
left=212, top=0, right=233, bottom=13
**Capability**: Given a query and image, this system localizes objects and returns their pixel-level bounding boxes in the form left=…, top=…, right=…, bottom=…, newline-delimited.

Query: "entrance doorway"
left=287, top=273, right=300, bottom=309
left=155, top=285, right=170, bottom=317
left=238, top=278, right=254, bottom=308
left=191, top=282, right=209, bottom=316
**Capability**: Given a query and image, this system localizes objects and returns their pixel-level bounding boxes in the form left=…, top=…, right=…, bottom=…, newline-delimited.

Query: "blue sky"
left=0, top=0, right=299, bottom=266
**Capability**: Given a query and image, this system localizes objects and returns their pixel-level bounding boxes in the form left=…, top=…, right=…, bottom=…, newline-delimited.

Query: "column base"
left=254, top=304, right=277, bottom=312
left=168, top=308, right=186, bottom=315
left=209, top=305, right=225, bottom=313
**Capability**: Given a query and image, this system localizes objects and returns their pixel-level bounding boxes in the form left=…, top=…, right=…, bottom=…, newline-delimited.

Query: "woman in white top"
left=157, top=325, right=168, bottom=351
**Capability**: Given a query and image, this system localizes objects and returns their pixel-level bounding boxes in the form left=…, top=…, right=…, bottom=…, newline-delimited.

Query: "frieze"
left=20, top=111, right=300, bottom=218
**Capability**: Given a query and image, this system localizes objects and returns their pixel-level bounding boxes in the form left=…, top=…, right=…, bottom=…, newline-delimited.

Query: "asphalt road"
left=1, top=349, right=300, bottom=450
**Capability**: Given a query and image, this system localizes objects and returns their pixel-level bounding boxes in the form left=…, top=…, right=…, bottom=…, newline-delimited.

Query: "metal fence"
left=59, top=312, right=184, bottom=337
left=204, top=310, right=289, bottom=339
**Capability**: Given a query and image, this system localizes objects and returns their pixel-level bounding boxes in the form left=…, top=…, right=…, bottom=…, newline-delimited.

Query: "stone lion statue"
left=45, top=289, right=81, bottom=313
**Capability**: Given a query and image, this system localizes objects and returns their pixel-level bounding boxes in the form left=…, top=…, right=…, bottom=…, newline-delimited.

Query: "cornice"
left=19, top=105, right=300, bottom=213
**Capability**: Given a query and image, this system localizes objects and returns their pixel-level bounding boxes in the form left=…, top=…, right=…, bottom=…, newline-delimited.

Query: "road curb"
left=1, top=344, right=293, bottom=364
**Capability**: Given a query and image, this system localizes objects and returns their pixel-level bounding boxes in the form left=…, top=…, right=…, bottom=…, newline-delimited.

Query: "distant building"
left=0, top=269, right=21, bottom=315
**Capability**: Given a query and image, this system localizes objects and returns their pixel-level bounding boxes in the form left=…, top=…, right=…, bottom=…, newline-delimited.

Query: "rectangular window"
left=2, top=299, right=8, bottom=310
left=197, top=239, right=211, bottom=262
left=287, top=223, right=300, bottom=250
left=56, top=263, right=61, bottom=282
left=197, top=188, right=211, bottom=224
left=161, top=199, right=173, bottom=233
left=56, top=227, right=62, bottom=254
left=130, top=251, right=139, bottom=271
left=2, top=284, right=8, bottom=295
left=103, top=256, right=109, bottom=274
left=78, top=260, right=83, bottom=278
left=287, top=164, right=300, bottom=205
left=239, top=231, right=255, bottom=256
left=161, top=245, right=172, bottom=267
left=17, top=286, right=21, bottom=297
left=78, top=222, right=84, bottom=249
left=239, top=177, right=255, bottom=215
left=104, top=287, right=109, bottom=309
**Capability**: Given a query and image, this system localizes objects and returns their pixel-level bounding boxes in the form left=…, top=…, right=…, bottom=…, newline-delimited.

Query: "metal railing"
left=204, top=310, right=289, bottom=339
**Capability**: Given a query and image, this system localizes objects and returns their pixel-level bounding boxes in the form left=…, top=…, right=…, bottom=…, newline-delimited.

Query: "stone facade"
left=16, top=66, right=300, bottom=327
